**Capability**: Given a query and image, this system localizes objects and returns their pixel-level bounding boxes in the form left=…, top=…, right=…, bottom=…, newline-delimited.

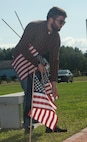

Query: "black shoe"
left=24, top=125, right=34, bottom=135
left=32, top=119, right=39, bottom=124
left=45, top=126, right=67, bottom=133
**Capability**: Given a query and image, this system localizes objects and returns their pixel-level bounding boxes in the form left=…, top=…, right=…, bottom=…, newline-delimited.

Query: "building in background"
left=0, top=60, right=17, bottom=83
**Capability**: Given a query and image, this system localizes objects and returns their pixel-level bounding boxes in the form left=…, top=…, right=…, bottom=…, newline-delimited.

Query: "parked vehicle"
left=58, top=69, right=73, bottom=83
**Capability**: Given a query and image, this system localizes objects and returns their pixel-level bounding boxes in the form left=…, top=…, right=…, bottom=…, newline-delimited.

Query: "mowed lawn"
left=0, top=76, right=87, bottom=142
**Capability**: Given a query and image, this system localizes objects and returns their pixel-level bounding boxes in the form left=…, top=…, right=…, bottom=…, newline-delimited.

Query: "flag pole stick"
left=29, top=70, right=35, bottom=142
left=15, top=11, right=24, bottom=31
left=1, top=18, right=21, bottom=38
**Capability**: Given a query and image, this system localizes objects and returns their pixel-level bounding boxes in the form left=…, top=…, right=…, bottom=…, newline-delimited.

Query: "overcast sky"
left=0, top=0, right=87, bottom=52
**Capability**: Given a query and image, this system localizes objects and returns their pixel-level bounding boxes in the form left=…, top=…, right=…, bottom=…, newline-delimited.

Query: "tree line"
left=0, top=46, right=87, bottom=76
left=59, top=46, right=87, bottom=75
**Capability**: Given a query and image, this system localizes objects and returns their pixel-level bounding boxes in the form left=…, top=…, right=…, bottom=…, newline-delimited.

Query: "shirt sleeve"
left=49, top=34, right=60, bottom=82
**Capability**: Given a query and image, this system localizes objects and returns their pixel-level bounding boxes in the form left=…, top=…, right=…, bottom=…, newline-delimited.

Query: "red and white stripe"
left=11, top=45, right=38, bottom=80
left=33, top=92, right=57, bottom=111
left=28, top=92, right=58, bottom=130
left=45, top=82, right=52, bottom=96
left=11, top=53, right=37, bottom=80
left=31, top=108, right=58, bottom=130
left=29, top=45, right=38, bottom=56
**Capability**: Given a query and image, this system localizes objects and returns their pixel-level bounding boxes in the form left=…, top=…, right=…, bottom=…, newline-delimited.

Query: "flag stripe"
left=12, top=56, right=37, bottom=80
left=29, top=45, right=38, bottom=56
left=50, top=114, right=58, bottom=130
left=32, top=108, right=57, bottom=130
left=46, top=111, right=54, bottom=127
left=33, top=92, right=56, bottom=111
left=40, top=109, right=45, bottom=123
left=11, top=46, right=38, bottom=80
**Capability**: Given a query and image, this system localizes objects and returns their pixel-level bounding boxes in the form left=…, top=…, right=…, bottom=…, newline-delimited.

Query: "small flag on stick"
left=28, top=73, right=58, bottom=130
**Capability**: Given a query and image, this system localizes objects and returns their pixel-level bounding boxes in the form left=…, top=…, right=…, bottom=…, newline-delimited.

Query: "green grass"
left=0, top=77, right=87, bottom=142
left=73, top=75, right=87, bottom=81
left=0, top=81, right=22, bottom=95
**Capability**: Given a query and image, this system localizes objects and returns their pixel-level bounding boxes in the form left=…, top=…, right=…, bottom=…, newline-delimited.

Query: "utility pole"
left=86, top=19, right=87, bottom=38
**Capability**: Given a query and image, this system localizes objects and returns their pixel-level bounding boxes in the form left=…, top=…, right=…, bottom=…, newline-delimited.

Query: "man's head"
left=47, top=7, right=67, bottom=32
left=47, top=6, right=67, bottom=20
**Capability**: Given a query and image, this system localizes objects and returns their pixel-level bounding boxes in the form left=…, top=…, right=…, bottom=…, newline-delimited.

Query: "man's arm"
left=51, top=81, right=59, bottom=99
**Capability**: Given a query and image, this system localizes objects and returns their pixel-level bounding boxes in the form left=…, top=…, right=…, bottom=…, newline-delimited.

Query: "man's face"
left=51, top=16, right=66, bottom=32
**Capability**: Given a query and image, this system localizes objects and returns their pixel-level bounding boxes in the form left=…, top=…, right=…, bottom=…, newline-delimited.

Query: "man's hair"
left=47, top=6, right=67, bottom=20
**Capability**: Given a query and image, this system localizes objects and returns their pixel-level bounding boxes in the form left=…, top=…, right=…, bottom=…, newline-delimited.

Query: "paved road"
left=63, top=127, right=87, bottom=142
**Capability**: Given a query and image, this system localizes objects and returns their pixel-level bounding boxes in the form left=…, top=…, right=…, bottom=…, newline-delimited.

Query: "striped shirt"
left=12, top=21, right=60, bottom=81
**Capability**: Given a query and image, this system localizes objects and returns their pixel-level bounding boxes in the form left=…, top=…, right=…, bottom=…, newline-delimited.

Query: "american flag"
left=11, top=45, right=38, bottom=80
left=28, top=74, right=58, bottom=130
left=11, top=45, right=47, bottom=80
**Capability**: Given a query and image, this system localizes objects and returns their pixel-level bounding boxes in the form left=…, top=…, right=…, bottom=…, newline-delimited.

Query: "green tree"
left=59, top=46, right=87, bottom=74
left=0, top=48, right=14, bottom=60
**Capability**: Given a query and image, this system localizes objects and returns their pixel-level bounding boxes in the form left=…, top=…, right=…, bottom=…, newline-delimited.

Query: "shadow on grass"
left=0, top=128, right=44, bottom=142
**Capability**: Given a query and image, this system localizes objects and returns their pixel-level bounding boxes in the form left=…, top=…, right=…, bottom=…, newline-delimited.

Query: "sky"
left=0, top=0, right=87, bottom=52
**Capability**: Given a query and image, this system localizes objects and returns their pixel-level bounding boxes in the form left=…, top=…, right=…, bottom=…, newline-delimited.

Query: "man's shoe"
left=45, top=126, right=67, bottom=133
left=24, top=125, right=34, bottom=135
left=32, top=119, right=39, bottom=124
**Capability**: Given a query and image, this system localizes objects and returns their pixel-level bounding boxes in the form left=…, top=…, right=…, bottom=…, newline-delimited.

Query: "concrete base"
left=0, top=92, right=24, bottom=129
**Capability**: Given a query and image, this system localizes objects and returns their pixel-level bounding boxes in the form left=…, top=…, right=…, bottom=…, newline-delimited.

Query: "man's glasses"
left=55, top=19, right=66, bottom=25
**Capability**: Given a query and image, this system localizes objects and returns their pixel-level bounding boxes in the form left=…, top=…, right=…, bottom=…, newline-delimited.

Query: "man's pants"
left=19, top=74, right=33, bottom=128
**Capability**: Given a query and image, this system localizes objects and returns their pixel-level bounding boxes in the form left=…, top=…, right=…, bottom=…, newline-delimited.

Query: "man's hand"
left=37, top=63, right=46, bottom=73
left=51, top=81, right=59, bottom=99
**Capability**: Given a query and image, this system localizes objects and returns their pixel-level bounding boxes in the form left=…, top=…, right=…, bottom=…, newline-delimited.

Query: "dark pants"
left=19, top=74, right=33, bottom=128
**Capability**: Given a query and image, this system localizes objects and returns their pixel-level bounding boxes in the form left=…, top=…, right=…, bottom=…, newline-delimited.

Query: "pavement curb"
left=63, top=127, right=87, bottom=142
